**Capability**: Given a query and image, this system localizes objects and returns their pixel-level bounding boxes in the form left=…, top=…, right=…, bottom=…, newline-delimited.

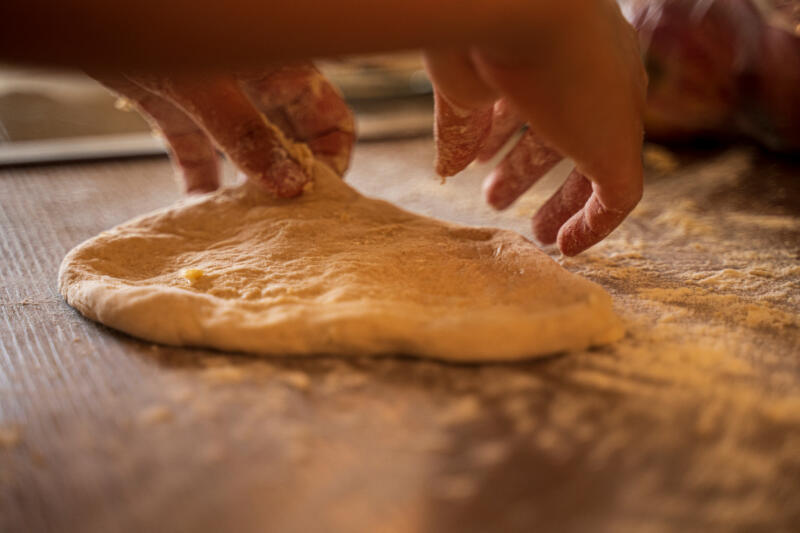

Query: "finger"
left=432, top=90, right=493, bottom=176
left=471, top=24, right=646, bottom=251
left=476, top=99, right=524, bottom=162
left=135, top=74, right=312, bottom=198
left=238, top=64, right=356, bottom=176
left=482, top=129, right=562, bottom=210
left=556, top=177, right=642, bottom=256
left=471, top=16, right=646, bottom=188
left=531, top=169, right=592, bottom=245
left=91, top=74, right=220, bottom=194
left=424, top=50, right=496, bottom=177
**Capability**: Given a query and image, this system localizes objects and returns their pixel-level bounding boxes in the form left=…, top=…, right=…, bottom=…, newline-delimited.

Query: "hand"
left=425, top=0, right=647, bottom=256
left=91, top=64, right=355, bottom=195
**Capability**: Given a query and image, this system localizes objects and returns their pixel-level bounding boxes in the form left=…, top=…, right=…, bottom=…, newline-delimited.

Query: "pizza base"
left=58, top=161, right=623, bottom=362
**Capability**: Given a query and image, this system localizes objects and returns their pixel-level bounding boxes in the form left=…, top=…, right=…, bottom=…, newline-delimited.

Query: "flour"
left=638, top=287, right=799, bottom=329
left=382, top=143, right=800, bottom=504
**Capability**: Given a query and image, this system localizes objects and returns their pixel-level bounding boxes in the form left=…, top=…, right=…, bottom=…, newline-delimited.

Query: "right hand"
left=425, top=0, right=647, bottom=256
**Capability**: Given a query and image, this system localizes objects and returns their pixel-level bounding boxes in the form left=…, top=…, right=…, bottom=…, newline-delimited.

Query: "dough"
left=58, top=162, right=623, bottom=362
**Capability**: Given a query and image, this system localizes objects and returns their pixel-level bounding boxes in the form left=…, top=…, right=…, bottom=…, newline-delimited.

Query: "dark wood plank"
left=1, top=140, right=799, bottom=533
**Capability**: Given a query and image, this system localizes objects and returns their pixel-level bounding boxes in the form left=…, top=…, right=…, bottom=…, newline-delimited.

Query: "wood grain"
left=1, top=140, right=799, bottom=533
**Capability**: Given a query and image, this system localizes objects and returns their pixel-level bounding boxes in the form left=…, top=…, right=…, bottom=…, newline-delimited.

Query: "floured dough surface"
left=59, top=162, right=623, bottom=361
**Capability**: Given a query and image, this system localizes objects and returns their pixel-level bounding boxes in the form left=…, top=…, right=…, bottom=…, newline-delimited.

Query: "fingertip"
left=532, top=169, right=592, bottom=246
left=555, top=192, right=631, bottom=256
left=255, top=159, right=312, bottom=198
left=482, top=170, right=513, bottom=210
left=556, top=222, right=586, bottom=257
left=531, top=210, right=559, bottom=245
left=435, top=158, right=455, bottom=179
left=555, top=215, right=600, bottom=257
left=185, top=182, right=218, bottom=195
left=433, top=90, right=492, bottom=177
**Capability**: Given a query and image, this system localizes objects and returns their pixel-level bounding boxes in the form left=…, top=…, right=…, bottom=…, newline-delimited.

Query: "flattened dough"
left=59, top=162, right=623, bottom=361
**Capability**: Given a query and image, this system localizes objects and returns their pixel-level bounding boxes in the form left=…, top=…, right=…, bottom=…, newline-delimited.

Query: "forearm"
left=0, top=0, right=553, bottom=71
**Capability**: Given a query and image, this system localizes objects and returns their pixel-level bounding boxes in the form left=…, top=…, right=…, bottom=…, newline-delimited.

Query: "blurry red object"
left=623, top=0, right=800, bottom=151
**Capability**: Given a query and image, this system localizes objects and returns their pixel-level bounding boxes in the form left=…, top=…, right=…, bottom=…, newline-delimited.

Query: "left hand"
left=91, top=64, right=355, bottom=195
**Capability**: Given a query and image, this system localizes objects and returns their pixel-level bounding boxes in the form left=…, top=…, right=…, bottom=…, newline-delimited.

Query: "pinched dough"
left=59, top=161, right=623, bottom=361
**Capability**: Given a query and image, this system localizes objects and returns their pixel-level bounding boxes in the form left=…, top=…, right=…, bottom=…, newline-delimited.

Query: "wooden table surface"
left=1, top=138, right=799, bottom=533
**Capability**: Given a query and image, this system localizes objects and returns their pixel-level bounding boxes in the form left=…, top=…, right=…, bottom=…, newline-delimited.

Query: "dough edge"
left=59, top=268, right=623, bottom=362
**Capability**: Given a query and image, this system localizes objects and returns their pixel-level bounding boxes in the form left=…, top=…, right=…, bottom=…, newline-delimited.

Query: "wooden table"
left=2, top=138, right=799, bottom=532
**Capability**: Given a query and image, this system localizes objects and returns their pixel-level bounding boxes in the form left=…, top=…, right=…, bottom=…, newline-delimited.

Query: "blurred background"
left=0, top=54, right=434, bottom=166
left=0, top=0, right=798, bottom=167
